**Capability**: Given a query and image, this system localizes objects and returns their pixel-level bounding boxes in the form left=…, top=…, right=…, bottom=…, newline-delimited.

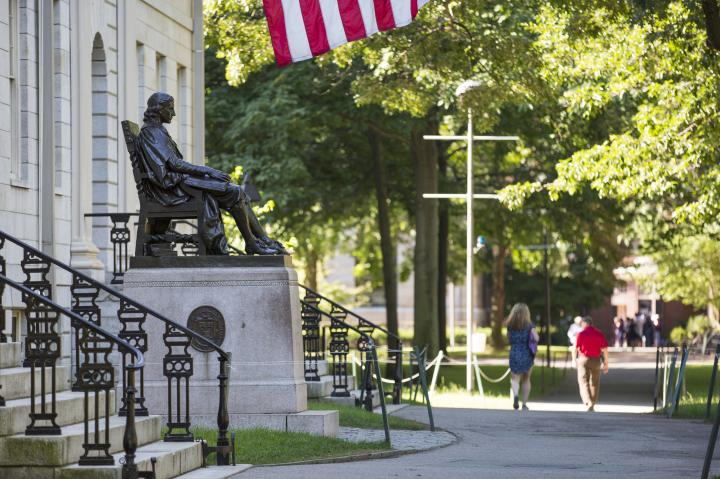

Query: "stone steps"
left=306, top=374, right=355, bottom=398
left=322, top=388, right=381, bottom=408
left=58, top=440, right=205, bottom=479
left=0, top=389, right=116, bottom=436
left=0, top=365, right=71, bottom=400
left=0, top=415, right=162, bottom=466
left=176, top=464, right=253, bottom=478
left=0, top=342, right=21, bottom=368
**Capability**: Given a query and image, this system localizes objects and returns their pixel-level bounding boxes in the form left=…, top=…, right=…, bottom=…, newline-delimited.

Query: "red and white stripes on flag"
left=263, top=0, right=431, bottom=66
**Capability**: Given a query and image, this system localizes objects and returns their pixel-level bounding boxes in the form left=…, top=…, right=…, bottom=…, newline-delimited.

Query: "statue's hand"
left=209, top=169, right=232, bottom=182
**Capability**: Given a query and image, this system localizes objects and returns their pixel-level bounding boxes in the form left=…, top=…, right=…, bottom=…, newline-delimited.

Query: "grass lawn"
left=186, top=396, right=429, bottom=465
left=663, top=364, right=715, bottom=420
left=308, top=399, right=429, bottom=430
left=189, top=427, right=387, bottom=465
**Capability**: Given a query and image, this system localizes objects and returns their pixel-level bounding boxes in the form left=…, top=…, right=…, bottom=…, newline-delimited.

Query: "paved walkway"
left=235, top=352, right=719, bottom=478
left=338, top=426, right=455, bottom=451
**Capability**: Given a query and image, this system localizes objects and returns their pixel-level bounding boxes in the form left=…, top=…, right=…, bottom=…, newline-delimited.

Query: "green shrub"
left=669, top=326, right=687, bottom=345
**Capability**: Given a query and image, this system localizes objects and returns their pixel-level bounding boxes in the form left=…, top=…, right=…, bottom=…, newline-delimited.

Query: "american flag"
left=263, top=0, right=431, bottom=66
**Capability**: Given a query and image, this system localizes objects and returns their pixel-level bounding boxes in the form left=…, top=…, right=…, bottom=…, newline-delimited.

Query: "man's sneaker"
left=586, top=405, right=595, bottom=412
left=522, top=404, right=529, bottom=411
left=513, top=396, right=519, bottom=410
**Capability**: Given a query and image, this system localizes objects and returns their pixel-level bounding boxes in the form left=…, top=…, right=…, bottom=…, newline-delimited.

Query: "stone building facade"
left=0, top=0, right=204, bottom=358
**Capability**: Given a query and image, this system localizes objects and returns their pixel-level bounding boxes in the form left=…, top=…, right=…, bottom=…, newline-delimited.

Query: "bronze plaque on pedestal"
left=187, top=305, right=226, bottom=352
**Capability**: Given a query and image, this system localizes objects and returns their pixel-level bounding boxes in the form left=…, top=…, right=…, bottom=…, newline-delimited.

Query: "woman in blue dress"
left=506, top=303, right=539, bottom=410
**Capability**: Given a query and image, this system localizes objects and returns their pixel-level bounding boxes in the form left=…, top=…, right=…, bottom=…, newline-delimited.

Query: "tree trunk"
left=368, top=128, right=399, bottom=351
left=306, top=247, right=319, bottom=291
left=702, top=0, right=720, bottom=50
left=490, top=243, right=507, bottom=348
left=437, top=148, right=449, bottom=352
left=412, top=119, right=439, bottom=357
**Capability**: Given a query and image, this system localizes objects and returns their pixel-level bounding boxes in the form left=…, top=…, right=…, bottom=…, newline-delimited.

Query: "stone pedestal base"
left=122, top=256, right=338, bottom=436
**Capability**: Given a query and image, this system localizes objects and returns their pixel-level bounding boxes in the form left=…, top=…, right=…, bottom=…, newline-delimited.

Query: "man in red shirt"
left=572, top=316, right=609, bottom=411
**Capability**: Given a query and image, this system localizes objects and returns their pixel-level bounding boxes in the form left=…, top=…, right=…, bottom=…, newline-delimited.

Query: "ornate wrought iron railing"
left=0, top=229, right=233, bottom=466
left=300, top=299, right=391, bottom=442
left=299, top=285, right=403, bottom=405
left=0, top=270, right=147, bottom=474
left=85, top=213, right=138, bottom=284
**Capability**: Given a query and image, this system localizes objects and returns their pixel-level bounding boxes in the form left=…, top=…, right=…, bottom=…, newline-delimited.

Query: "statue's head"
left=144, top=92, right=175, bottom=124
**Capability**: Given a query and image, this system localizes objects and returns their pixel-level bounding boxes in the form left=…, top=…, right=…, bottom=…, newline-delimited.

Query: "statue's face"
left=159, top=101, right=176, bottom=124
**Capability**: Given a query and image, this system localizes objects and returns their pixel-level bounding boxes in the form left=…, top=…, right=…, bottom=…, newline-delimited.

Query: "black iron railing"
left=300, top=299, right=391, bottom=444
left=299, top=285, right=403, bottom=405
left=0, top=271, right=146, bottom=473
left=86, top=213, right=137, bottom=284
left=0, top=229, right=233, bottom=466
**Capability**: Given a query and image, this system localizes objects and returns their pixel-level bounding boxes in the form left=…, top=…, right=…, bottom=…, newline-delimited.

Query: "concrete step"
left=306, top=374, right=355, bottom=398
left=0, top=342, right=21, bottom=369
left=176, top=464, right=253, bottom=478
left=0, top=389, right=116, bottom=436
left=0, top=415, right=162, bottom=466
left=0, top=365, right=71, bottom=400
left=58, top=440, right=205, bottom=479
left=322, top=388, right=381, bottom=408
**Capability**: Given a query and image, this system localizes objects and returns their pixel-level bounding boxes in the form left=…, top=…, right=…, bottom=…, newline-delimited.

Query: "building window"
left=8, top=0, right=22, bottom=180
left=177, top=65, right=188, bottom=158
left=156, top=53, right=166, bottom=92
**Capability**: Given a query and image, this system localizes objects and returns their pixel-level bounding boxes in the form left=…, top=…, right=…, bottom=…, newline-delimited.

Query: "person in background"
left=506, top=303, right=539, bottom=411
left=625, top=317, right=641, bottom=348
left=573, top=316, right=609, bottom=412
left=652, top=314, right=663, bottom=346
left=642, top=314, right=655, bottom=347
left=567, top=316, right=584, bottom=347
left=613, top=317, right=625, bottom=347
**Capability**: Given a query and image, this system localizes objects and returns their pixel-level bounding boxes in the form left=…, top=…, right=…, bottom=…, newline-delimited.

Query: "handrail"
left=0, top=229, right=229, bottom=361
left=1, top=271, right=146, bottom=473
left=0, top=272, right=144, bottom=369
left=301, top=299, right=391, bottom=445
left=298, top=284, right=402, bottom=346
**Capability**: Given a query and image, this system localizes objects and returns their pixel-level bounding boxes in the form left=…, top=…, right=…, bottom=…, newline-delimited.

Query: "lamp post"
left=422, top=81, right=519, bottom=391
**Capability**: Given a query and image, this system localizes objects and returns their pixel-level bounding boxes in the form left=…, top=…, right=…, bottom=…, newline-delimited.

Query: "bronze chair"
left=120, top=120, right=206, bottom=256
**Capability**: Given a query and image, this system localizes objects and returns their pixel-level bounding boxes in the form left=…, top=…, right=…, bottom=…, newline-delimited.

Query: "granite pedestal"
left=122, top=256, right=338, bottom=437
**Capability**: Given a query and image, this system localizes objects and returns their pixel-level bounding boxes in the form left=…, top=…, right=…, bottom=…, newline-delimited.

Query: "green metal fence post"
left=667, top=346, right=689, bottom=419
left=707, top=345, right=720, bottom=421
left=414, top=346, right=435, bottom=431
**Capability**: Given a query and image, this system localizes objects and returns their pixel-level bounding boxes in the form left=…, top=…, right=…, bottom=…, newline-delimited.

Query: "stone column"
left=69, top=0, right=103, bottom=280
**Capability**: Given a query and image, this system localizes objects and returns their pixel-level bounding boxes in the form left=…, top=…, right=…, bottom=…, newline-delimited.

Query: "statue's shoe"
left=245, top=243, right=277, bottom=256
left=259, top=236, right=291, bottom=255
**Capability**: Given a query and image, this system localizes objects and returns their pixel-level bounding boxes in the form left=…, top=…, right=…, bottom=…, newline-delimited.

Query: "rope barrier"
left=476, top=366, right=512, bottom=383
left=352, top=352, right=442, bottom=384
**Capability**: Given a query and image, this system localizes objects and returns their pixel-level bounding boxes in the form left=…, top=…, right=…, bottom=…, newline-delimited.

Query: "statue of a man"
left=136, top=92, right=287, bottom=255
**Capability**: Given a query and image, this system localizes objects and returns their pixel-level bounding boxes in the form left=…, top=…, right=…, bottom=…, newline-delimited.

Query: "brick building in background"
left=590, top=256, right=695, bottom=342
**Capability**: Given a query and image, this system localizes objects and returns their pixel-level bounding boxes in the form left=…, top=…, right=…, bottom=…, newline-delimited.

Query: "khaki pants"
left=577, top=356, right=602, bottom=407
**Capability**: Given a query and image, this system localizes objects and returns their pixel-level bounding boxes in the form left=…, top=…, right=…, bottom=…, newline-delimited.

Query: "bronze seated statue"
left=123, top=92, right=287, bottom=256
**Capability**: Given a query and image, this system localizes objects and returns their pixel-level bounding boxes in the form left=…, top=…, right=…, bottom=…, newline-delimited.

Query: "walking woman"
left=506, top=303, right=539, bottom=410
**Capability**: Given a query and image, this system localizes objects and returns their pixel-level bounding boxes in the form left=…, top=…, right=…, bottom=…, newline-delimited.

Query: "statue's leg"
left=243, top=202, right=290, bottom=254
left=228, top=201, right=274, bottom=255
left=245, top=202, right=267, bottom=238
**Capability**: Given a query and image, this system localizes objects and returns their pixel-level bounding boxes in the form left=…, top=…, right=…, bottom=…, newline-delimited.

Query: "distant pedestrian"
left=573, top=316, right=609, bottom=412
left=567, top=316, right=583, bottom=346
left=613, top=317, right=625, bottom=347
left=506, top=303, right=539, bottom=411
left=642, top=314, right=654, bottom=347
left=625, top=317, right=641, bottom=348
left=652, top=314, right=662, bottom=346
